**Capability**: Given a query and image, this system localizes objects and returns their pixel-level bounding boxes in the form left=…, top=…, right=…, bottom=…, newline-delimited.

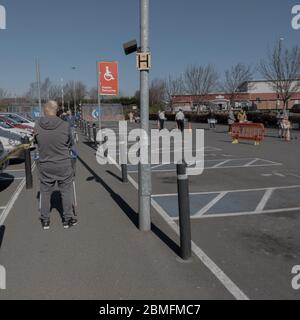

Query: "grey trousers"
left=39, top=162, right=74, bottom=222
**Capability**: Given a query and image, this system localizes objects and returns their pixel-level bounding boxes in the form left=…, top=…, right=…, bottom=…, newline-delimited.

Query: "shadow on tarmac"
left=106, top=170, right=123, bottom=183
left=77, top=155, right=180, bottom=256
left=0, top=174, right=14, bottom=192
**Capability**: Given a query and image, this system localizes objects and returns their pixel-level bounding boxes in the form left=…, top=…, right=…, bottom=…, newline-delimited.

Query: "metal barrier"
left=231, top=123, right=265, bottom=146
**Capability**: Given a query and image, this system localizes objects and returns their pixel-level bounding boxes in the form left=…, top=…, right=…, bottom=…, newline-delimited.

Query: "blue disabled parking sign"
left=92, top=109, right=100, bottom=120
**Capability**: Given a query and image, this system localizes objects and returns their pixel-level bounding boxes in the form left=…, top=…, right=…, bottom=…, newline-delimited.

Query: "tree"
left=0, top=88, right=8, bottom=99
left=259, top=41, right=300, bottom=109
left=41, top=77, right=52, bottom=101
left=63, top=81, right=87, bottom=109
left=184, top=64, right=218, bottom=111
left=88, top=87, right=99, bottom=103
left=164, top=74, right=185, bottom=106
left=223, top=63, right=253, bottom=108
left=149, top=78, right=166, bottom=112
left=49, top=84, right=62, bottom=101
left=25, top=82, right=38, bottom=102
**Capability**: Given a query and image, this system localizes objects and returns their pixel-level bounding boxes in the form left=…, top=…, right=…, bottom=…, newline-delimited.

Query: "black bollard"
left=88, top=123, right=92, bottom=142
left=23, top=136, right=33, bottom=189
left=121, top=164, right=128, bottom=183
left=176, top=163, right=191, bottom=260
left=93, top=123, right=97, bottom=148
left=85, top=122, right=88, bottom=137
left=119, top=135, right=128, bottom=183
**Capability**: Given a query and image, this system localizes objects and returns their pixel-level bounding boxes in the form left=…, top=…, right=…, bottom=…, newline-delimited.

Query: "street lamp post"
left=138, top=0, right=151, bottom=232
left=72, top=67, right=77, bottom=114
left=61, top=78, right=64, bottom=111
left=279, top=38, right=284, bottom=110
left=36, top=58, right=42, bottom=117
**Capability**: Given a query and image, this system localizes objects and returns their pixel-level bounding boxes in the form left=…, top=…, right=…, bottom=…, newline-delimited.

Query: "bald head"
left=44, top=101, right=58, bottom=116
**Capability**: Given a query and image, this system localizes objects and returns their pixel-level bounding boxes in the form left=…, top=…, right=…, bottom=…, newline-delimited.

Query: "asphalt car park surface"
left=0, top=159, right=27, bottom=225
left=1, top=120, right=300, bottom=299
left=105, top=120, right=300, bottom=299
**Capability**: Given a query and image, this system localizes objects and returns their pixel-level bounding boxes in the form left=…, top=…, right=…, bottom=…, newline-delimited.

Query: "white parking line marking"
left=153, top=185, right=300, bottom=198
left=191, top=207, right=300, bottom=220
left=194, top=192, right=227, bottom=217
left=127, top=158, right=282, bottom=173
left=244, top=159, right=258, bottom=167
left=108, top=154, right=249, bottom=300
left=212, top=160, right=231, bottom=168
left=274, top=173, right=286, bottom=177
left=255, top=188, right=275, bottom=212
left=0, top=163, right=36, bottom=226
left=151, top=198, right=249, bottom=300
left=154, top=185, right=300, bottom=220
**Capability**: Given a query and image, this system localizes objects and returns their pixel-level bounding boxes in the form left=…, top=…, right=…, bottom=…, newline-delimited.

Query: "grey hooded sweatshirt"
left=35, top=116, right=72, bottom=165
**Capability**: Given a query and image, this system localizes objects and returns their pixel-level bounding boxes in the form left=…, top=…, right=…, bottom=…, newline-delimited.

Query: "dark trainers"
left=41, top=220, right=50, bottom=230
left=63, top=218, right=78, bottom=229
left=63, top=220, right=70, bottom=229
left=68, top=218, right=78, bottom=227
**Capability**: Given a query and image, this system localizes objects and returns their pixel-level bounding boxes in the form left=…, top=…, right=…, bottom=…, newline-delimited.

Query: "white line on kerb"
left=0, top=163, right=36, bottom=226
left=151, top=198, right=249, bottom=300
left=109, top=155, right=249, bottom=300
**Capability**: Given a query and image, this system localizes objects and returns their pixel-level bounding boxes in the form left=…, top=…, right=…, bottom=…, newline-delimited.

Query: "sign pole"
left=138, top=0, right=151, bottom=232
left=36, top=58, right=42, bottom=117
left=97, top=61, right=101, bottom=132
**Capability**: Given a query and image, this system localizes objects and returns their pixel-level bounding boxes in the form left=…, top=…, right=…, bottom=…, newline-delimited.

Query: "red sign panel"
left=99, top=61, right=119, bottom=96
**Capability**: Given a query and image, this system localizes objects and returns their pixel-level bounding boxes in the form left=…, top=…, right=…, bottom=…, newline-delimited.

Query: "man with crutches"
left=34, top=101, right=78, bottom=230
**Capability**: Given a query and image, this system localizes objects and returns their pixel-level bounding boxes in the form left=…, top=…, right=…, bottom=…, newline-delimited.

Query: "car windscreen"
left=4, top=114, right=29, bottom=123
left=0, top=120, right=13, bottom=129
left=2, top=116, right=19, bottom=124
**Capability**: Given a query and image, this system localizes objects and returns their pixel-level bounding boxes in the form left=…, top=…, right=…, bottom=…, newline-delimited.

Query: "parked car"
left=0, top=117, right=33, bottom=137
left=290, top=104, right=300, bottom=114
left=0, top=128, right=24, bottom=160
left=0, top=139, right=8, bottom=174
left=0, top=113, right=35, bottom=128
left=0, top=115, right=34, bottom=134
left=0, top=127, right=34, bottom=161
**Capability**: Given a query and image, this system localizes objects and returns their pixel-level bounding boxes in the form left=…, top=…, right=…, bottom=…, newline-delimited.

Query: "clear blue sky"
left=0, top=0, right=299, bottom=97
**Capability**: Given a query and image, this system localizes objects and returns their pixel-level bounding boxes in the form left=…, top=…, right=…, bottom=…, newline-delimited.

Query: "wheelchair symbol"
left=104, top=66, right=115, bottom=82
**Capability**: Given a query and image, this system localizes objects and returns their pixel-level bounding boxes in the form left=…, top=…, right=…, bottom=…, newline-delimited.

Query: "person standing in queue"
left=34, top=101, right=77, bottom=230
left=228, top=108, right=236, bottom=133
left=158, top=110, right=166, bottom=130
left=176, top=109, right=185, bottom=132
